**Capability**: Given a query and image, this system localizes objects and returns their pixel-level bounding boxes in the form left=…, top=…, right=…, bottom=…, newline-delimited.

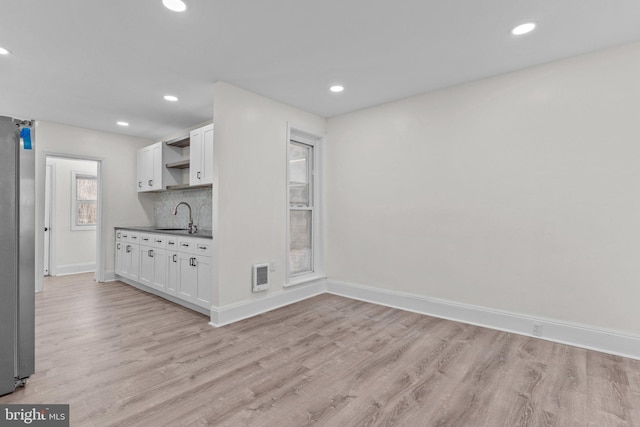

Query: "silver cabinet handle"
left=117, top=243, right=121, bottom=250
left=142, top=237, right=149, bottom=241
left=126, top=245, right=131, bottom=253
left=189, top=257, right=197, bottom=267
left=155, top=239, right=162, bottom=243
left=138, top=182, right=142, bottom=188
left=197, top=171, right=201, bottom=179
left=181, top=243, right=189, bottom=247
left=168, top=241, right=175, bottom=246
left=148, top=179, right=153, bottom=186
left=172, top=254, right=177, bottom=263
left=197, top=245, right=207, bottom=250
left=148, top=249, right=154, bottom=258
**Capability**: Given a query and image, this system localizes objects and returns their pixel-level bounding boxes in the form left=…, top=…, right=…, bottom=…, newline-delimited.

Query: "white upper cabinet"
left=190, top=124, right=214, bottom=186
left=136, top=141, right=181, bottom=192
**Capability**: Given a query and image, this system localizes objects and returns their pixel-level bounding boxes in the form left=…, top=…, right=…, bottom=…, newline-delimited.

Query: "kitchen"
left=2, top=0, right=640, bottom=425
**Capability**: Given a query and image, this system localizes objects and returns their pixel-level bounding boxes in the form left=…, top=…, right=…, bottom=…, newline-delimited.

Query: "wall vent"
left=252, top=263, right=269, bottom=292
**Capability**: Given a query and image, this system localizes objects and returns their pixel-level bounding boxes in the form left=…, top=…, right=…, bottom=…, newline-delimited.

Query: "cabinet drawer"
left=139, top=233, right=154, bottom=246
left=177, top=237, right=212, bottom=256
left=151, top=234, right=167, bottom=249
left=166, top=236, right=179, bottom=251
left=120, top=231, right=140, bottom=243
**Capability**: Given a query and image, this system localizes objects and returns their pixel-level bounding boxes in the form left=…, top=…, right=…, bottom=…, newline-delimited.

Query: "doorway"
left=44, top=156, right=101, bottom=282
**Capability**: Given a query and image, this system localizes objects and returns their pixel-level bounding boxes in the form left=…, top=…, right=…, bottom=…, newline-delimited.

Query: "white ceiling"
left=2, top=0, right=640, bottom=140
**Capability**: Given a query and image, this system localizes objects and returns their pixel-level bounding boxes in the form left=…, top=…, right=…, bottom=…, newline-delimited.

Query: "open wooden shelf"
left=165, top=183, right=212, bottom=191
left=165, top=159, right=190, bottom=169
left=165, top=136, right=190, bottom=148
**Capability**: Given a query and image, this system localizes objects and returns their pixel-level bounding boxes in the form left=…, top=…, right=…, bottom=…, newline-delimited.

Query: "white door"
left=44, top=164, right=53, bottom=276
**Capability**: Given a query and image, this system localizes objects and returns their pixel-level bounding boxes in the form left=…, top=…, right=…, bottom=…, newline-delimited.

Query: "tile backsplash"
left=153, top=188, right=212, bottom=230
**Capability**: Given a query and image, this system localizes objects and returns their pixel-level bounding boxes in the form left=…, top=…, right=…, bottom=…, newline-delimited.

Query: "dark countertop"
left=115, top=226, right=213, bottom=239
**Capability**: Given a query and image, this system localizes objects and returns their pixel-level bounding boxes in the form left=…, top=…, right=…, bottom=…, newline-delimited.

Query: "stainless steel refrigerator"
left=0, top=115, right=35, bottom=396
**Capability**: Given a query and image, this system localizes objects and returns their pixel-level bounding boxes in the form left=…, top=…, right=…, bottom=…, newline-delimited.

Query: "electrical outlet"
left=269, top=261, right=276, bottom=271
left=532, top=323, right=543, bottom=337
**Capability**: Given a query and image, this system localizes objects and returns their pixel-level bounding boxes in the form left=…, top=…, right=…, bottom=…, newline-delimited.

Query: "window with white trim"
left=71, top=172, right=97, bottom=230
left=287, top=126, right=323, bottom=284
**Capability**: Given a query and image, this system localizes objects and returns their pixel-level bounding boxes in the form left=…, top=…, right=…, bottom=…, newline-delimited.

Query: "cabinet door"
left=189, top=127, right=203, bottom=185
left=120, top=244, right=131, bottom=278
left=166, top=252, right=179, bottom=296
left=128, top=244, right=140, bottom=282
left=139, top=246, right=155, bottom=288
left=150, top=143, right=163, bottom=191
left=194, top=255, right=212, bottom=308
left=136, top=149, right=145, bottom=192
left=200, top=124, right=214, bottom=185
left=177, top=252, right=197, bottom=303
left=151, top=248, right=167, bottom=291
left=143, top=146, right=154, bottom=191
left=137, top=144, right=160, bottom=192
left=115, top=242, right=124, bottom=276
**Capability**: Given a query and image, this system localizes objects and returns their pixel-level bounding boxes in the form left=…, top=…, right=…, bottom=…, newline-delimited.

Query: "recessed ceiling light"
left=164, top=95, right=178, bottom=102
left=117, top=121, right=129, bottom=127
left=162, top=0, right=186, bottom=12
left=511, top=22, right=536, bottom=36
left=330, top=85, right=344, bottom=93
left=0, top=46, right=10, bottom=55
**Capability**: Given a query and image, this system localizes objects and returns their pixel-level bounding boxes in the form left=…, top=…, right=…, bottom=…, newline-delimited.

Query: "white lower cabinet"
left=115, top=230, right=212, bottom=311
left=115, top=241, right=124, bottom=276
left=166, top=252, right=179, bottom=297
left=194, top=255, right=213, bottom=308
left=116, top=231, right=140, bottom=282
left=139, top=246, right=167, bottom=292
left=121, top=242, right=140, bottom=282
left=176, top=253, right=212, bottom=308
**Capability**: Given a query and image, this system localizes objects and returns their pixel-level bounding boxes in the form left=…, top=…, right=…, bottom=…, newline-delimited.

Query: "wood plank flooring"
left=1, top=273, right=639, bottom=426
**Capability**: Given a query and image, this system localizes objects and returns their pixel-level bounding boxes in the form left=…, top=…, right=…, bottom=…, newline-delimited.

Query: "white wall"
left=47, top=157, right=97, bottom=273
left=35, top=121, right=154, bottom=289
left=212, top=82, right=326, bottom=307
left=326, top=41, right=640, bottom=336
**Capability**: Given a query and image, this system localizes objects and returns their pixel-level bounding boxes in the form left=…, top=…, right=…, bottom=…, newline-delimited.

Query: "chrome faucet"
left=173, top=202, right=197, bottom=234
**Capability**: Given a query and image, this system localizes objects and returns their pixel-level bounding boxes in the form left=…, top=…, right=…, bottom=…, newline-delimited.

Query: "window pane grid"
left=77, top=202, right=97, bottom=225
left=72, top=172, right=97, bottom=228
left=288, top=140, right=314, bottom=277
left=289, top=210, right=312, bottom=275
left=289, top=141, right=312, bottom=208
left=76, top=177, right=97, bottom=201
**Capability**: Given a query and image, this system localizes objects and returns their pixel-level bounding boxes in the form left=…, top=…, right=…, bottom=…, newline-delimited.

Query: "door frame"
left=43, top=163, right=55, bottom=276
left=37, top=152, right=104, bottom=291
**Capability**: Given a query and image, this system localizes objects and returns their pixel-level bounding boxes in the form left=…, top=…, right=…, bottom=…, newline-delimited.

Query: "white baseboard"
left=53, top=263, right=96, bottom=276
left=210, top=279, right=326, bottom=327
left=103, top=271, right=640, bottom=359
left=326, top=280, right=640, bottom=361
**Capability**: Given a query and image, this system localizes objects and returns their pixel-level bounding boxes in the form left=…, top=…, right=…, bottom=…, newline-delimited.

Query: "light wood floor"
left=2, top=274, right=639, bottom=426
